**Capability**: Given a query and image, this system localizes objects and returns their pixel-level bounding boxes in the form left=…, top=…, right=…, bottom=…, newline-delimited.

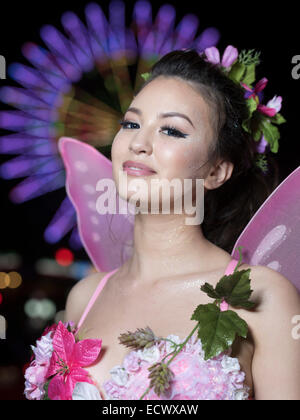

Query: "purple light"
left=132, top=0, right=152, bottom=49
left=61, top=12, right=94, bottom=72
left=0, top=134, right=56, bottom=155
left=194, top=27, right=221, bottom=52
left=9, top=171, right=66, bottom=203
left=0, top=155, right=63, bottom=179
left=85, top=3, right=109, bottom=56
left=0, top=86, right=48, bottom=109
left=44, top=196, right=77, bottom=243
left=173, top=14, right=199, bottom=50
left=40, top=25, right=83, bottom=81
left=69, top=226, right=83, bottom=250
left=21, top=43, right=70, bottom=92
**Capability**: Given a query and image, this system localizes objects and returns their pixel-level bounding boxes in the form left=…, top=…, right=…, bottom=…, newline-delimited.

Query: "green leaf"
left=191, top=304, right=248, bottom=360
left=253, top=127, right=262, bottom=141
left=200, top=283, right=219, bottom=299
left=215, top=269, right=255, bottom=309
left=242, top=63, right=256, bottom=86
left=270, top=113, right=286, bottom=125
left=228, top=62, right=246, bottom=83
left=261, top=120, right=280, bottom=153
left=141, top=72, right=151, bottom=81
left=242, top=97, right=257, bottom=134
left=200, top=269, right=255, bottom=309
left=43, top=380, right=51, bottom=400
left=247, top=97, right=258, bottom=116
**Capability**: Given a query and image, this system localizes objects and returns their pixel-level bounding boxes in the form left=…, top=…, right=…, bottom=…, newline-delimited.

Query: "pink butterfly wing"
left=231, top=166, right=300, bottom=292
left=58, top=137, right=134, bottom=272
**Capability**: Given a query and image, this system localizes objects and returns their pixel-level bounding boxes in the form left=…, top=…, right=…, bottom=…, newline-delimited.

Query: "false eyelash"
left=119, top=119, right=188, bottom=139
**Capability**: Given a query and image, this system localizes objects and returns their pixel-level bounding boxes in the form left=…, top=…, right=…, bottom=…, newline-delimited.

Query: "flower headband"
left=142, top=46, right=286, bottom=173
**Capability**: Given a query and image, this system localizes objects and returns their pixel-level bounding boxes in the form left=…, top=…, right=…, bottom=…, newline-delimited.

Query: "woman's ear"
left=204, top=159, right=234, bottom=191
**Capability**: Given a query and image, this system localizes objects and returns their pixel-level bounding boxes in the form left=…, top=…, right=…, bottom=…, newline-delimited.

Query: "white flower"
left=165, top=335, right=181, bottom=354
left=72, top=382, right=102, bottom=400
left=234, top=387, right=249, bottom=400
left=266, top=95, right=282, bottom=113
left=138, top=345, right=161, bottom=364
left=221, top=356, right=241, bottom=374
left=109, top=365, right=129, bottom=386
left=31, top=332, right=53, bottom=364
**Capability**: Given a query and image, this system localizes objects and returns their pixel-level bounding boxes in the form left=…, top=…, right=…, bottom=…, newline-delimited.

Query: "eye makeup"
left=119, top=119, right=188, bottom=139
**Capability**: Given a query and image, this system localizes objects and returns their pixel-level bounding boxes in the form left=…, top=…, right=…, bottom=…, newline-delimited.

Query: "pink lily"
left=204, top=45, right=239, bottom=68
left=46, top=321, right=102, bottom=400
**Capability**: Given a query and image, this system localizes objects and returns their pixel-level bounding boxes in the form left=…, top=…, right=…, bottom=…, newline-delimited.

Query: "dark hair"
left=137, top=49, right=279, bottom=254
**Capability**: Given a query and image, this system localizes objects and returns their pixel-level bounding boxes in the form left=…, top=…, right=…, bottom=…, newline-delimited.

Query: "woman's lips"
left=123, top=161, right=156, bottom=176
left=123, top=166, right=156, bottom=176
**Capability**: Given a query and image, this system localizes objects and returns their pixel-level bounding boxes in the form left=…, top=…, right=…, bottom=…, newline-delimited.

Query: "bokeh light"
left=55, top=248, right=74, bottom=266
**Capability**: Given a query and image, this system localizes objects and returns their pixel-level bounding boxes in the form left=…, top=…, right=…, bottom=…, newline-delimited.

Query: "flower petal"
left=69, top=366, right=93, bottom=384
left=221, top=45, right=238, bottom=68
left=266, top=95, right=282, bottom=113
left=256, top=135, right=268, bottom=153
left=48, top=375, right=65, bottom=400
left=254, top=77, right=268, bottom=93
left=204, top=46, right=220, bottom=64
left=73, top=339, right=102, bottom=367
left=257, top=104, right=277, bottom=117
left=72, top=382, right=102, bottom=400
left=52, top=321, right=75, bottom=363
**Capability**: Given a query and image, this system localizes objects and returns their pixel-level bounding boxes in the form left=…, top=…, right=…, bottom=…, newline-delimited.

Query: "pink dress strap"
left=224, top=258, right=239, bottom=275
left=75, top=267, right=119, bottom=335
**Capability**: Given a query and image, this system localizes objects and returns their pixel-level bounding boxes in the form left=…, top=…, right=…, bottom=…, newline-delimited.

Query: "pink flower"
left=242, top=77, right=268, bottom=101
left=24, top=332, right=53, bottom=400
left=204, top=45, right=238, bottom=68
left=31, top=331, right=53, bottom=364
left=24, top=360, right=50, bottom=400
left=258, top=95, right=282, bottom=117
left=220, top=299, right=229, bottom=312
left=123, top=351, right=141, bottom=373
left=46, top=321, right=102, bottom=400
left=256, top=135, right=268, bottom=154
left=242, top=79, right=281, bottom=117
left=24, top=379, right=45, bottom=400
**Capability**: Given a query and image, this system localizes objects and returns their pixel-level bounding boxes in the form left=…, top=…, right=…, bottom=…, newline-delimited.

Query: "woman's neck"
left=121, top=212, right=229, bottom=285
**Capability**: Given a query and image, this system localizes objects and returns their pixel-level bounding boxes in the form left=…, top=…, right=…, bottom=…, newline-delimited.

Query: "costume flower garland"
left=24, top=247, right=254, bottom=400
left=142, top=45, right=286, bottom=174
left=24, top=321, right=102, bottom=400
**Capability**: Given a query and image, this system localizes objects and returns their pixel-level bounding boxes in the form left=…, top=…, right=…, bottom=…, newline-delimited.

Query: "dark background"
left=0, top=0, right=299, bottom=399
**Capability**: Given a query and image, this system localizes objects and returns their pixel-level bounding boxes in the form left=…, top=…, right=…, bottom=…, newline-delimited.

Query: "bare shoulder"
left=64, top=271, right=108, bottom=325
left=238, top=263, right=300, bottom=319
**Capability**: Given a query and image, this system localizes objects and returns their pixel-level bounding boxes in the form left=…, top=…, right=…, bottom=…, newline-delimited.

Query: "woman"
left=64, top=50, right=300, bottom=400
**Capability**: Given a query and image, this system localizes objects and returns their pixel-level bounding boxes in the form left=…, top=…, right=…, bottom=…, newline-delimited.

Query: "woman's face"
left=111, top=76, right=215, bottom=211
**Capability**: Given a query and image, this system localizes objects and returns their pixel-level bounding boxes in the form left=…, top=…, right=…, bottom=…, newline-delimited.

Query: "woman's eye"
left=119, top=120, right=187, bottom=139
left=119, top=120, right=139, bottom=129
left=160, top=126, right=188, bottom=138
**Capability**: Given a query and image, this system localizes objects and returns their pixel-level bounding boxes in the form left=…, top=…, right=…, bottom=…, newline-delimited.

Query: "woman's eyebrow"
left=126, top=107, right=195, bottom=128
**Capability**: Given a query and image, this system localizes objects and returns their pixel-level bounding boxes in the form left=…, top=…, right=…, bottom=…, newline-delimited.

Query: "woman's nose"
left=128, top=132, right=153, bottom=155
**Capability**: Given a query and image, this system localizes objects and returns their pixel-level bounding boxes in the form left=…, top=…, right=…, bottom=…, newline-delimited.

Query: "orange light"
left=55, top=248, right=74, bottom=266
